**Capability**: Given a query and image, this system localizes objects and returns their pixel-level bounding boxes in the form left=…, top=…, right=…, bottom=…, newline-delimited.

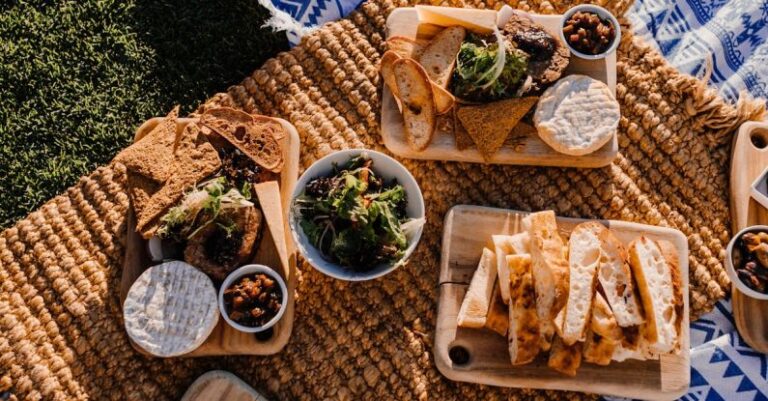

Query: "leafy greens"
left=293, top=155, right=412, bottom=271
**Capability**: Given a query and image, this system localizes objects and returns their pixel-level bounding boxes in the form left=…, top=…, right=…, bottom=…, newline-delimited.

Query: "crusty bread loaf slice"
left=548, top=335, right=582, bottom=376
left=418, top=26, right=466, bottom=88
left=560, top=222, right=603, bottom=345
left=522, top=211, right=569, bottom=350
left=485, top=282, right=509, bottom=336
left=457, top=247, right=497, bottom=328
left=507, top=254, right=540, bottom=365
left=491, top=233, right=530, bottom=304
left=597, top=228, right=645, bottom=328
left=628, top=236, right=681, bottom=354
left=583, top=293, right=622, bottom=366
left=394, top=58, right=436, bottom=151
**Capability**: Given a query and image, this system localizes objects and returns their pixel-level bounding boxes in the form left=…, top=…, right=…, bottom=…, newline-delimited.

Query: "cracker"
left=116, top=106, right=180, bottom=183
left=457, top=97, right=538, bottom=160
left=127, top=172, right=161, bottom=221
left=453, top=109, right=473, bottom=150
left=137, top=124, right=221, bottom=238
left=201, top=108, right=284, bottom=173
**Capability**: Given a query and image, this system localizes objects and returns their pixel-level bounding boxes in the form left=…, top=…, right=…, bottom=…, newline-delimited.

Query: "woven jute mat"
left=1, top=1, right=765, bottom=400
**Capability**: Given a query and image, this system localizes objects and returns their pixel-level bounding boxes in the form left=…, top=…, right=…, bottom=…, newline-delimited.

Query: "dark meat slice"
left=503, top=13, right=570, bottom=93
left=184, top=206, right=263, bottom=281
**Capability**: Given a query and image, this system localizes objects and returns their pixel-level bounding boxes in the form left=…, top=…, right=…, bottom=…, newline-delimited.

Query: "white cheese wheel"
left=534, top=75, right=619, bottom=156
left=123, top=261, right=219, bottom=357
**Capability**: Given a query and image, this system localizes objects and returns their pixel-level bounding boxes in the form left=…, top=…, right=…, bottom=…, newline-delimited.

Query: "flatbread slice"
left=457, top=97, right=538, bottom=161
left=419, top=26, right=466, bottom=88
left=394, top=58, right=436, bottom=151
left=484, top=283, right=509, bottom=336
left=548, top=336, right=582, bottom=376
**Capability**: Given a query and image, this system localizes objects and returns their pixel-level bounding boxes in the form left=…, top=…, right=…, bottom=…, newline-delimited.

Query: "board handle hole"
left=750, top=130, right=768, bottom=149
left=254, top=327, right=274, bottom=342
left=448, top=345, right=470, bottom=365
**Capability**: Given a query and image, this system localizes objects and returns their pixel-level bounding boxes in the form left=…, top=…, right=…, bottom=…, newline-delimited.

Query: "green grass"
left=0, top=0, right=288, bottom=228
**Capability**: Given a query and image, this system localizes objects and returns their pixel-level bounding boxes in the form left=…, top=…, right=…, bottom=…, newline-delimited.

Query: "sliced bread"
left=457, top=247, right=497, bottom=328
left=523, top=211, right=569, bottom=350
left=560, top=222, right=603, bottom=345
left=548, top=335, right=582, bottom=377
left=394, top=58, right=436, bottom=151
left=491, top=233, right=530, bottom=304
left=597, top=228, right=645, bottom=328
left=507, top=254, right=540, bottom=365
left=583, top=293, right=622, bottom=366
left=628, top=236, right=681, bottom=354
left=485, top=283, right=509, bottom=336
left=418, top=26, right=466, bottom=88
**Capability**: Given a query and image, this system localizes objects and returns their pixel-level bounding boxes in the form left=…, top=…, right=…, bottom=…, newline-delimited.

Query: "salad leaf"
left=451, top=33, right=529, bottom=102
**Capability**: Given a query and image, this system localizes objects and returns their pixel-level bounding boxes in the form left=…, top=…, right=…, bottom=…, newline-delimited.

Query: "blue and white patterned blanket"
left=260, top=0, right=768, bottom=399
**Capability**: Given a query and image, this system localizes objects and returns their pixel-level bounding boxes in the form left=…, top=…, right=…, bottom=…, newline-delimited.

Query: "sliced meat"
left=503, top=13, right=570, bottom=93
left=184, top=206, right=263, bottom=281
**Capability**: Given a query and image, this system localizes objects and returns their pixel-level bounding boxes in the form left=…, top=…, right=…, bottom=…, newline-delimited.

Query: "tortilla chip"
left=115, top=106, right=180, bottom=183
left=456, top=97, right=538, bottom=160
left=137, top=124, right=221, bottom=238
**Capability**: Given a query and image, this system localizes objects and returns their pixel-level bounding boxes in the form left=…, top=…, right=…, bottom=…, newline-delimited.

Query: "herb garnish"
left=294, top=155, right=416, bottom=271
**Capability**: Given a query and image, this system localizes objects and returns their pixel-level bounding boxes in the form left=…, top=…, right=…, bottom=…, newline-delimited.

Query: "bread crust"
left=394, top=58, right=436, bottom=151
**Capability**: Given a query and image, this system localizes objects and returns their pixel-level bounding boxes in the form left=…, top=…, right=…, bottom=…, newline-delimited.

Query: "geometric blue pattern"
left=629, top=0, right=768, bottom=104
left=268, top=0, right=364, bottom=44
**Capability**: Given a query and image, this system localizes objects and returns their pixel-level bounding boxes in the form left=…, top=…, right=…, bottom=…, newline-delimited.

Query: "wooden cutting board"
left=729, top=121, right=768, bottom=353
left=182, top=370, right=269, bottom=401
left=119, top=116, right=299, bottom=357
left=435, top=206, right=690, bottom=400
left=381, top=7, right=618, bottom=167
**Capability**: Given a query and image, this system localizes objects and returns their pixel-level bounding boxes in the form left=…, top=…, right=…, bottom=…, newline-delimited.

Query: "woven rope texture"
left=1, top=0, right=765, bottom=400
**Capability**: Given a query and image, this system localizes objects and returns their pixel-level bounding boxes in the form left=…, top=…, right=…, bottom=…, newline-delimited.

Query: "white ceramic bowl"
left=559, top=4, right=621, bottom=60
left=726, top=225, right=768, bottom=300
left=289, top=149, right=425, bottom=281
left=218, top=264, right=289, bottom=333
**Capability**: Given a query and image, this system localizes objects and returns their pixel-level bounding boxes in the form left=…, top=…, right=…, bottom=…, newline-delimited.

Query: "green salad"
left=451, top=32, right=529, bottom=102
left=294, top=155, right=419, bottom=271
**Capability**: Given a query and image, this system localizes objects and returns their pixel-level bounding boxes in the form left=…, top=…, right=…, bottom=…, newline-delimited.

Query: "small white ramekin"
left=726, top=225, right=768, bottom=300
left=559, top=4, right=621, bottom=60
left=218, top=264, right=289, bottom=333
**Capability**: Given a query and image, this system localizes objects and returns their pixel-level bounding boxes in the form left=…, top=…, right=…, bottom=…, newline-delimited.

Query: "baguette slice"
left=394, top=58, right=436, bottom=151
left=418, top=26, right=466, bottom=88
left=560, top=222, right=603, bottom=345
left=597, top=229, right=645, bottom=327
left=387, top=36, right=428, bottom=59
left=507, top=254, right=540, bottom=365
left=457, top=247, right=497, bottom=328
left=382, top=51, right=455, bottom=115
left=628, top=237, right=682, bottom=354
left=523, top=211, right=569, bottom=350
left=548, top=336, right=582, bottom=376
left=491, top=233, right=530, bottom=304
left=485, top=282, right=509, bottom=336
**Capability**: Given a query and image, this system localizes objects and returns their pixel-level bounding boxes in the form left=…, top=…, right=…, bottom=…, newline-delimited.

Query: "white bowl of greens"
left=289, top=149, right=425, bottom=281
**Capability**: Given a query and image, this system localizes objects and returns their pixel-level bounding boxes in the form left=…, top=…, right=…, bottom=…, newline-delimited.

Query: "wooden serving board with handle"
left=729, top=121, right=768, bottom=353
left=381, top=7, right=618, bottom=168
left=119, top=116, right=299, bottom=356
left=181, top=370, right=269, bottom=401
left=435, top=205, right=690, bottom=400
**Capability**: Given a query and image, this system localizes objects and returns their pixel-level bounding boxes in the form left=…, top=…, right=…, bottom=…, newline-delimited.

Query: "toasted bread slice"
left=394, top=58, right=436, bottom=151
left=491, top=233, right=530, bottom=304
left=597, top=229, right=645, bottom=328
left=523, top=211, right=569, bottom=350
left=548, top=336, right=582, bottom=376
left=628, top=237, right=681, bottom=354
left=387, top=36, right=428, bottom=59
left=485, top=282, right=509, bottom=336
left=456, top=97, right=538, bottom=161
left=507, top=254, right=540, bottom=365
left=418, top=26, right=466, bottom=88
left=382, top=51, right=455, bottom=115
left=560, top=222, right=603, bottom=345
left=457, top=248, right=497, bottom=328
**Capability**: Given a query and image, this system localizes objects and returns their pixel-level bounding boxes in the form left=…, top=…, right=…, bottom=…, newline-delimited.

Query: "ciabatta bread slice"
left=523, top=211, right=569, bottom=350
left=506, top=254, right=539, bottom=365
left=583, top=293, right=622, bottom=366
left=560, top=222, right=603, bottom=345
left=457, top=247, right=497, bottom=328
left=597, top=229, right=645, bottom=327
left=491, top=233, right=530, bottom=304
left=548, top=335, right=582, bottom=376
left=485, top=283, right=509, bottom=336
left=628, top=237, right=681, bottom=354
